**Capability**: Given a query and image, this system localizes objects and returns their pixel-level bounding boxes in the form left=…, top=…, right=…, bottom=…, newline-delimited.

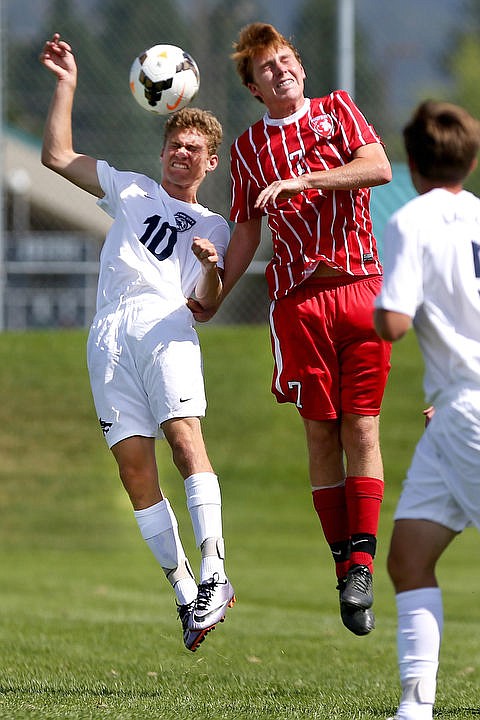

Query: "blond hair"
left=164, top=107, right=223, bottom=156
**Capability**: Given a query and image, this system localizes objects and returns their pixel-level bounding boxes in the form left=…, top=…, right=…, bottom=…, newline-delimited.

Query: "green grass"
left=0, top=327, right=478, bottom=719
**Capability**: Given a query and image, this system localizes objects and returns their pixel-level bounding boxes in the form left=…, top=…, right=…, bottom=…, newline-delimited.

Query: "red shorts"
left=269, top=275, right=391, bottom=420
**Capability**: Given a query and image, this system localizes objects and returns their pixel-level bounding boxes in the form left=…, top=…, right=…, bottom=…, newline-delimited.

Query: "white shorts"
left=394, top=390, right=480, bottom=532
left=87, top=296, right=206, bottom=448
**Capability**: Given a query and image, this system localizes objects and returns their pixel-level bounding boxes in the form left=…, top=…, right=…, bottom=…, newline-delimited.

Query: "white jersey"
left=95, top=160, right=230, bottom=316
left=87, top=160, right=229, bottom=447
left=376, top=187, right=480, bottom=406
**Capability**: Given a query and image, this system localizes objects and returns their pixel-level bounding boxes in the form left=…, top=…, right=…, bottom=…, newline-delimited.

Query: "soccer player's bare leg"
left=161, top=416, right=214, bottom=479
left=162, top=417, right=236, bottom=642
left=111, top=428, right=234, bottom=650
left=387, top=520, right=456, bottom=720
left=112, top=435, right=162, bottom=509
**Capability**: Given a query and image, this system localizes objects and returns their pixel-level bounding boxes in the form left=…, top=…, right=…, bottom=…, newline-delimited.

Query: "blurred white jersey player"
left=375, top=100, right=480, bottom=720
left=40, top=33, right=235, bottom=654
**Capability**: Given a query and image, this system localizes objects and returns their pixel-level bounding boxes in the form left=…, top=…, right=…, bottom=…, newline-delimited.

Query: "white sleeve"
left=375, top=208, right=423, bottom=318
left=95, top=160, right=118, bottom=219
left=208, top=218, right=230, bottom=270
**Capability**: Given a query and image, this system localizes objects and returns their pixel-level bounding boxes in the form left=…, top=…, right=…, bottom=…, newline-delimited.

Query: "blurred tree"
left=451, top=35, right=480, bottom=120
left=292, top=1, right=337, bottom=97
left=444, top=0, right=480, bottom=193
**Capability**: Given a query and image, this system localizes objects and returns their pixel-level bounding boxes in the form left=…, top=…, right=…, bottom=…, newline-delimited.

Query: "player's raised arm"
left=40, top=33, right=103, bottom=198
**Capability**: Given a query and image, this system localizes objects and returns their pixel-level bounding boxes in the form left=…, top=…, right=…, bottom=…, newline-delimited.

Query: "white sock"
left=133, top=498, right=197, bottom=605
left=199, top=537, right=226, bottom=583
left=394, top=587, right=443, bottom=720
left=184, top=472, right=226, bottom=582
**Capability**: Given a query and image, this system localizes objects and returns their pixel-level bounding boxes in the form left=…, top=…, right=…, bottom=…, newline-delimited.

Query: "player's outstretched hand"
left=39, top=33, right=77, bottom=82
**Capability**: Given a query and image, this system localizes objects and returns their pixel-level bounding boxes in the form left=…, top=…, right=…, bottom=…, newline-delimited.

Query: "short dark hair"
left=403, top=100, right=480, bottom=183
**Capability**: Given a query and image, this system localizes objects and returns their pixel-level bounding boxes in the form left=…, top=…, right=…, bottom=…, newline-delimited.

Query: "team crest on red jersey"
left=309, top=114, right=335, bottom=138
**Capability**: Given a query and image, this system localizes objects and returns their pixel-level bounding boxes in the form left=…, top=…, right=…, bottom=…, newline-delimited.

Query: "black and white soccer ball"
left=129, top=44, right=200, bottom=115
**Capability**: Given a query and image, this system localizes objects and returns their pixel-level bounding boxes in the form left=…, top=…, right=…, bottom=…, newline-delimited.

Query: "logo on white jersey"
left=174, top=211, right=196, bottom=232
left=309, top=114, right=335, bottom=138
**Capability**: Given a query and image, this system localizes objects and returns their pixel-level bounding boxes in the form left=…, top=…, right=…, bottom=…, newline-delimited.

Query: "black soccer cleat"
left=337, top=575, right=375, bottom=636
left=340, top=602, right=376, bottom=635
left=339, top=564, right=373, bottom=609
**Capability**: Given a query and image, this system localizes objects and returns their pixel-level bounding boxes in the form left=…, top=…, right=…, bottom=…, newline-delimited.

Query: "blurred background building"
left=1, top=0, right=478, bottom=328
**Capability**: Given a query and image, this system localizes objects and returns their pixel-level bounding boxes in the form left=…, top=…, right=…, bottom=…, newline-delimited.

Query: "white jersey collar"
left=264, top=98, right=310, bottom=126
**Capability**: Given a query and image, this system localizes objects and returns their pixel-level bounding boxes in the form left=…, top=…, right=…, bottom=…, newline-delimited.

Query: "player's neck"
left=161, top=179, right=197, bottom=204
left=418, top=180, right=464, bottom=195
left=267, top=97, right=306, bottom=120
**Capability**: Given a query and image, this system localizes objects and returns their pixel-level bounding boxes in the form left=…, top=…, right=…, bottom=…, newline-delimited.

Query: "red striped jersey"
left=230, top=91, right=384, bottom=299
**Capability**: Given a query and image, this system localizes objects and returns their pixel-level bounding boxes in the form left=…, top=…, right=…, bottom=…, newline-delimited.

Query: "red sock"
left=312, top=484, right=350, bottom=580
left=345, top=476, right=384, bottom=573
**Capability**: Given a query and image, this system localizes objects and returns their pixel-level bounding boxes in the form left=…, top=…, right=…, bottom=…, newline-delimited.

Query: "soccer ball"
left=129, top=44, right=200, bottom=115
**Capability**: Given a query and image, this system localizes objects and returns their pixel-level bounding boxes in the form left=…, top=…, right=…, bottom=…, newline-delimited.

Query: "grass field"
left=0, top=326, right=478, bottom=719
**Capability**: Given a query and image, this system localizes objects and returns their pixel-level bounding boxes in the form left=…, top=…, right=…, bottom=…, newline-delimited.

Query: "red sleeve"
left=326, top=90, right=384, bottom=155
left=229, top=134, right=265, bottom=223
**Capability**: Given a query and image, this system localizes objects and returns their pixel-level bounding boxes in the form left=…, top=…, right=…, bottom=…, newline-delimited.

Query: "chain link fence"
left=2, top=0, right=476, bottom=328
